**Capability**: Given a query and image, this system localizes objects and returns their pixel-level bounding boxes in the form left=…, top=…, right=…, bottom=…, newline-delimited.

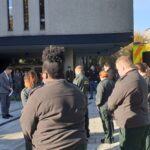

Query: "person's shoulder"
left=74, top=75, right=82, bottom=82
left=78, top=74, right=84, bottom=80
left=29, top=85, right=44, bottom=96
left=83, top=76, right=89, bottom=83
left=101, top=78, right=108, bottom=83
left=0, top=72, right=4, bottom=77
left=21, top=87, right=30, bottom=96
left=68, top=81, right=83, bottom=92
left=96, top=82, right=104, bottom=91
left=106, top=78, right=114, bottom=84
left=21, top=87, right=27, bottom=93
left=67, top=81, right=78, bottom=88
left=21, top=87, right=28, bottom=92
left=100, top=79, right=108, bottom=87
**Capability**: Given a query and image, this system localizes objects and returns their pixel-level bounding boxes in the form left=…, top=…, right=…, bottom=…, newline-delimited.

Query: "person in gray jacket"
left=0, top=66, right=13, bottom=119
left=108, top=56, right=150, bottom=150
left=20, top=45, right=87, bottom=150
left=96, top=71, right=114, bottom=144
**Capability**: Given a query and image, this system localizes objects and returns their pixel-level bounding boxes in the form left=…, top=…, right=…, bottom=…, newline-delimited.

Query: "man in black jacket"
left=96, top=71, right=114, bottom=143
left=108, top=56, right=150, bottom=150
left=65, top=66, right=75, bottom=83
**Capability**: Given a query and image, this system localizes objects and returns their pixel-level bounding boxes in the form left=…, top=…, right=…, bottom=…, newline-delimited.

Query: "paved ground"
left=87, top=98, right=120, bottom=150
left=0, top=97, right=120, bottom=150
left=0, top=101, right=22, bottom=125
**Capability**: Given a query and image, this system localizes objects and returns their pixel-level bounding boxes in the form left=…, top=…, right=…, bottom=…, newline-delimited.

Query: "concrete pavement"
left=0, top=101, right=22, bottom=126
left=87, top=98, right=120, bottom=150
left=0, top=97, right=120, bottom=150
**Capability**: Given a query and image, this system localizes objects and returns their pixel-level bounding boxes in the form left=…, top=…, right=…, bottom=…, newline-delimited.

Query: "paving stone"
left=0, top=96, right=120, bottom=150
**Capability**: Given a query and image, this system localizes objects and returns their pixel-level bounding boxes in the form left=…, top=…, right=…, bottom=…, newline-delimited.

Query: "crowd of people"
left=0, top=45, right=149, bottom=150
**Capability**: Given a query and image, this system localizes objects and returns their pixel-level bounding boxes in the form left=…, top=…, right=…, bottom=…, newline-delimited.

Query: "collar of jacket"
left=45, top=79, right=65, bottom=85
left=120, top=68, right=137, bottom=80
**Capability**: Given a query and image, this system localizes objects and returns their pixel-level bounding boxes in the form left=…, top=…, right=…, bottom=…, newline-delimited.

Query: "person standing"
left=13, top=69, right=23, bottom=99
left=0, top=66, right=13, bottom=119
left=88, top=65, right=98, bottom=99
left=73, top=65, right=90, bottom=138
left=96, top=71, right=114, bottom=143
left=103, top=62, right=118, bottom=82
left=20, top=46, right=87, bottom=150
left=135, top=63, right=150, bottom=96
left=108, top=56, right=150, bottom=150
left=135, top=63, right=150, bottom=150
left=65, top=66, right=75, bottom=83
left=20, top=70, right=39, bottom=150
left=21, top=70, right=38, bottom=107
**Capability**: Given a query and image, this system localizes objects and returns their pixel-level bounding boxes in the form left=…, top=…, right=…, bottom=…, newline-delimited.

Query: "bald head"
left=75, top=65, right=84, bottom=75
left=116, top=56, right=133, bottom=68
left=116, top=56, right=134, bottom=77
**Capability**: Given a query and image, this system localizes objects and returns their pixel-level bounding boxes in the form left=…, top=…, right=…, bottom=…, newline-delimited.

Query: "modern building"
left=0, top=0, right=133, bottom=70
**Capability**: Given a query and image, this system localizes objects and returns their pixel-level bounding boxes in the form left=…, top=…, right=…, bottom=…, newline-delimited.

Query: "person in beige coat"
left=108, top=56, right=150, bottom=150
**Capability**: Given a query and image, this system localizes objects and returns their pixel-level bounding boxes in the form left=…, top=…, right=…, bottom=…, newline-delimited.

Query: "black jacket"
left=96, top=78, right=114, bottom=108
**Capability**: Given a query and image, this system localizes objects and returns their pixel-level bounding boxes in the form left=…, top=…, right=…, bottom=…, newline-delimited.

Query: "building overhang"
left=0, top=32, right=133, bottom=57
left=0, top=32, right=133, bottom=46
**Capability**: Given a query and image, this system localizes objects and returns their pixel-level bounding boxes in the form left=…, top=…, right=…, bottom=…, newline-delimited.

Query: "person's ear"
left=45, top=72, right=48, bottom=79
left=122, top=65, right=125, bottom=70
left=42, top=71, right=48, bottom=79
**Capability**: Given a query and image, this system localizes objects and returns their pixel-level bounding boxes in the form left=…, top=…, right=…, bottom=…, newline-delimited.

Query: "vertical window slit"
left=39, top=0, right=45, bottom=30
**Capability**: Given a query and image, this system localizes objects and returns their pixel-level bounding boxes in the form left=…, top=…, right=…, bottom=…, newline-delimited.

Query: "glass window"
left=7, top=0, right=13, bottom=31
left=23, top=0, right=29, bottom=30
left=39, top=0, right=45, bottom=30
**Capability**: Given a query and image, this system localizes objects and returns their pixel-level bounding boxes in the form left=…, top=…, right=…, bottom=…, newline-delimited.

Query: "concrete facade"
left=0, top=0, right=133, bottom=70
left=0, top=0, right=133, bottom=37
left=0, top=0, right=8, bottom=36
left=64, top=49, right=74, bottom=71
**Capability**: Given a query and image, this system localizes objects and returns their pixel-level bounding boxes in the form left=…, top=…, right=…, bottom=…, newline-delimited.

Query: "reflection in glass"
left=23, top=0, right=29, bottom=30
left=39, top=0, right=45, bottom=30
left=7, top=0, right=13, bottom=31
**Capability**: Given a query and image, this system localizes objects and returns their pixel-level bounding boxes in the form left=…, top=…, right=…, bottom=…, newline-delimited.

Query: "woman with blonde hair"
left=21, top=70, right=38, bottom=107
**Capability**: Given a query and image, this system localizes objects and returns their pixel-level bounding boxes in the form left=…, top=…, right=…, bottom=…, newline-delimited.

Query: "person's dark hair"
left=42, top=45, right=65, bottom=79
left=6, top=65, right=13, bottom=70
left=104, top=62, right=110, bottom=67
left=104, top=62, right=113, bottom=68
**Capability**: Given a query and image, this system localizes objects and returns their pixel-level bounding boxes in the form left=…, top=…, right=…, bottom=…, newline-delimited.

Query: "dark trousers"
left=146, top=126, right=150, bottom=150
left=99, top=108, right=114, bottom=142
left=24, top=136, right=32, bottom=150
left=73, top=143, right=87, bottom=150
left=0, top=94, right=10, bottom=116
left=89, top=81, right=97, bottom=98
left=85, top=111, right=90, bottom=137
left=119, top=125, right=149, bottom=150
